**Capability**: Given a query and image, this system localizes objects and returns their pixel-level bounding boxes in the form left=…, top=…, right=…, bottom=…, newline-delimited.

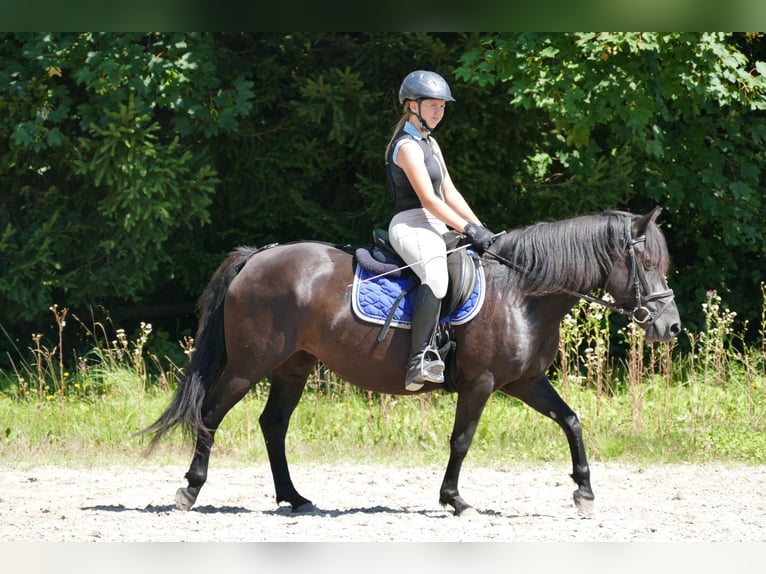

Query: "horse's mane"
left=487, top=210, right=669, bottom=296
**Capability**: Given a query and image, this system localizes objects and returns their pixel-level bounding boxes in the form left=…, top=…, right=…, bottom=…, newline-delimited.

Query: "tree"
left=0, top=32, right=253, bottom=329
left=456, top=32, right=766, bottom=332
left=2, top=32, right=765, bottom=366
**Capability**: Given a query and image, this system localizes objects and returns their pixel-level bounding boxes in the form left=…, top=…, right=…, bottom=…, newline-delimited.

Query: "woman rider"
left=385, top=70, right=496, bottom=391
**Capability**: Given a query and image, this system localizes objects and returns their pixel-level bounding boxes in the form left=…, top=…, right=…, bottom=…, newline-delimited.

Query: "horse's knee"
left=258, top=410, right=282, bottom=429
left=563, top=413, right=582, bottom=435
left=449, top=432, right=474, bottom=455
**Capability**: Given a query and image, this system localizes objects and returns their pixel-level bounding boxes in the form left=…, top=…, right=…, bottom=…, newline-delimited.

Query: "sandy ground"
left=1, top=460, right=765, bottom=543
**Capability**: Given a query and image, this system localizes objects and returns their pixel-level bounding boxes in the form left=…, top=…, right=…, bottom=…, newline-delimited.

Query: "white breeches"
left=388, top=208, right=449, bottom=299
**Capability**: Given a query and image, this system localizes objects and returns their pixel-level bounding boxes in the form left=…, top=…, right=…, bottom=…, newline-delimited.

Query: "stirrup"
left=405, top=346, right=445, bottom=391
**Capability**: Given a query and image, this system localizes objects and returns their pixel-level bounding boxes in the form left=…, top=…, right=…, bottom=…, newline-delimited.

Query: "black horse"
left=142, top=208, right=681, bottom=517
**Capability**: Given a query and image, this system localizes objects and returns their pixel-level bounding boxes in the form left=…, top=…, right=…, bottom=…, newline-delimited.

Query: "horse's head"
left=604, top=207, right=682, bottom=342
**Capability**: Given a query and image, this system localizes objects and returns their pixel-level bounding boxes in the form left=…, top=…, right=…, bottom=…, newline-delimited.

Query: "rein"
left=484, top=216, right=675, bottom=327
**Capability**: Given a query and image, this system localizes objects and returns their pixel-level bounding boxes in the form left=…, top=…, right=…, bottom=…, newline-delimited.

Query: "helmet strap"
left=412, top=98, right=431, bottom=137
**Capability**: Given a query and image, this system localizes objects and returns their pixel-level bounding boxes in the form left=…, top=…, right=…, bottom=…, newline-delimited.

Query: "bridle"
left=576, top=216, right=675, bottom=326
left=485, top=215, right=676, bottom=327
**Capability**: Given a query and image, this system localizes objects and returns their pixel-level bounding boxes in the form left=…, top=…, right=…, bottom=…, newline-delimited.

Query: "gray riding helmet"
left=398, top=70, right=456, bottom=103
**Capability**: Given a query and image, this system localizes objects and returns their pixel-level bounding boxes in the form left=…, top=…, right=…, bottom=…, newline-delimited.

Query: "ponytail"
left=384, top=103, right=411, bottom=161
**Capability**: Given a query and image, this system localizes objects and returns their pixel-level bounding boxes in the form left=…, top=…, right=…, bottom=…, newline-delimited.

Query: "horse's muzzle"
left=634, top=289, right=681, bottom=342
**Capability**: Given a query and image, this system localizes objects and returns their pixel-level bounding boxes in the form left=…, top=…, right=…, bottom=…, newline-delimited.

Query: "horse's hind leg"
left=176, top=367, right=258, bottom=511
left=500, top=376, right=595, bottom=516
left=176, top=430, right=213, bottom=511
left=259, top=351, right=317, bottom=512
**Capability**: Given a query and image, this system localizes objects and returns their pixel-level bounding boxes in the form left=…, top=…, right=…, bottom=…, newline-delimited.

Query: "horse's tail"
left=140, top=245, right=266, bottom=453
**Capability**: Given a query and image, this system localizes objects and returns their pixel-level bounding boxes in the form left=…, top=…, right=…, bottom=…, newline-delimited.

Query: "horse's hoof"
left=292, top=501, right=316, bottom=514
left=455, top=506, right=478, bottom=518
left=175, top=487, right=196, bottom=511
left=573, top=490, right=595, bottom=518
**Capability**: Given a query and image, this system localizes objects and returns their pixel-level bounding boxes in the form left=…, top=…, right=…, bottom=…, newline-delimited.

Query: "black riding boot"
left=405, top=285, right=445, bottom=391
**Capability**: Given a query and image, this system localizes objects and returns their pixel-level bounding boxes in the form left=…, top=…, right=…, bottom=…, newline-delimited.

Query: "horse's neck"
left=538, top=292, right=583, bottom=326
left=498, top=221, right=616, bottom=297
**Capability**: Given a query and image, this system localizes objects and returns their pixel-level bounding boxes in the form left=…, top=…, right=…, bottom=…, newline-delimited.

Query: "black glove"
left=464, top=222, right=496, bottom=253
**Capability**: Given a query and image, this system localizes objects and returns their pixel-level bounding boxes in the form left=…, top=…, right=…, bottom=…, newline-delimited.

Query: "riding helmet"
left=398, top=70, right=455, bottom=104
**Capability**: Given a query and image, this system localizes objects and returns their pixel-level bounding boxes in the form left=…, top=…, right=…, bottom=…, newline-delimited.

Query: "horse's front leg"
left=439, top=379, right=494, bottom=516
left=500, top=376, right=594, bottom=516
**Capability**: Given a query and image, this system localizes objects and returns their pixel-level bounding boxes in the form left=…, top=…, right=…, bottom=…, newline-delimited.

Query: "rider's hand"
left=464, top=222, right=496, bottom=254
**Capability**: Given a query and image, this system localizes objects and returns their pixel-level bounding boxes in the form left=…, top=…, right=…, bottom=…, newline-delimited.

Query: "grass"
left=1, top=369, right=763, bottom=470
left=0, top=287, right=764, bottom=469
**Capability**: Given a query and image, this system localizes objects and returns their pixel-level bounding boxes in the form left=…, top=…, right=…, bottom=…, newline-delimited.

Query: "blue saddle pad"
left=350, top=262, right=485, bottom=329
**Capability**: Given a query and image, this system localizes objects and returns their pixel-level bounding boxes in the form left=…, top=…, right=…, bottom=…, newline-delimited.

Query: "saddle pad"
left=351, top=262, right=486, bottom=329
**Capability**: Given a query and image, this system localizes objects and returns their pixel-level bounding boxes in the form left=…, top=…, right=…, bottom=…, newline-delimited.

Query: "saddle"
left=354, top=228, right=478, bottom=319
left=351, top=230, right=483, bottom=393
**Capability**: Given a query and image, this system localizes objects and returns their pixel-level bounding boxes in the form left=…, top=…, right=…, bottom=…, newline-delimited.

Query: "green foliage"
left=1, top=32, right=766, bottom=363
left=0, top=32, right=252, bottom=330
left=202, top=32, right=516, bottom=250
left=455, top=32, right=766, bottom=335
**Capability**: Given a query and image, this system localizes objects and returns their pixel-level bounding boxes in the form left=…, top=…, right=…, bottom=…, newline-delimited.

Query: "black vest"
left=386, top=129, right=445, bottom=213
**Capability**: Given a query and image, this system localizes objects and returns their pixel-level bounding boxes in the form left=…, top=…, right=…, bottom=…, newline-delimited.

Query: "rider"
left=385, top=70, right=496, bottom=391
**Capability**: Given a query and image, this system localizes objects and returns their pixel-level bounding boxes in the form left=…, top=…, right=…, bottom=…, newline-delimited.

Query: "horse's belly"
left=303, top=322, right=410, bottom=393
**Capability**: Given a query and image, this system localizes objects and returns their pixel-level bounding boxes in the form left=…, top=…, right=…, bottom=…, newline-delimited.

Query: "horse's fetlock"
left=184, top=469, right=207, bottom=488
left=570, top=463, right=590, bottom=482
left=439, top=488, right=457, bottom=507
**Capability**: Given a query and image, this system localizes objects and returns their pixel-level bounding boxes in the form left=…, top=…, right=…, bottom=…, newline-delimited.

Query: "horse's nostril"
left=670, top=323, right=682, bottom=336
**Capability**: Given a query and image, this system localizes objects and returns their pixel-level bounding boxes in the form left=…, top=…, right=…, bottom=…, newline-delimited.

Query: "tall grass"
left=1, top=286, right=764, bottom=468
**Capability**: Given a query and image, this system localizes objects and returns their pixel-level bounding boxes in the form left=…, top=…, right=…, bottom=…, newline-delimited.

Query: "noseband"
left=569, top=216, right=676, bottom=326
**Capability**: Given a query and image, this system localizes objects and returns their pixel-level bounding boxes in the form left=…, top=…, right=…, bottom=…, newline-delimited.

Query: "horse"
left=142, top=207, right=681, bottom=517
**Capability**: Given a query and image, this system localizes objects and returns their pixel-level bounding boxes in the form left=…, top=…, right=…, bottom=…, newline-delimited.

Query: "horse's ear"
left=633, top=206, right=662, bottom=236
